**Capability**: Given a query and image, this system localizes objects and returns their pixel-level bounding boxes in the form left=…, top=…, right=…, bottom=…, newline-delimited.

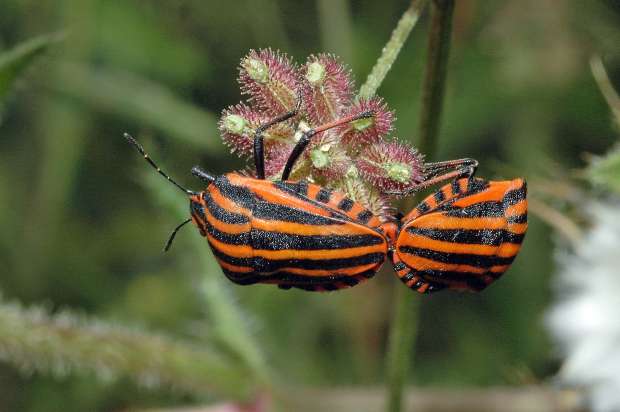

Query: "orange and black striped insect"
left=125, top=103, right=390, bottom=292
left=383, top=176, right=528, bottom=294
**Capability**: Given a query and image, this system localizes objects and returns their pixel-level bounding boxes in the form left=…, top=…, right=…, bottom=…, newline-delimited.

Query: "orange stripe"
left=204, top=209, right=250, bottom=235
left=399, top=255, right=488, bottom=275
left=398, top=233, right=514, bottom=256
left=505, top=200, right=527, bottom=217
left=408, top=215, right=508, bottom=230
left=207, top=235, right=253, bottom=258
left=208, top=234, right=385, bottom=261
left=251, top=217, right=381, bottom=237
left=266, top=262, right=381, bottom=277
left=209, top=185, right=252, bottom=216
left=215, top=258, right=253, bottom=273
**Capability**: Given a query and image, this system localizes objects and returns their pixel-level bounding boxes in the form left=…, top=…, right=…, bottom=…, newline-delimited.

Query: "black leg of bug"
left=191, top=166, right=216, bottom=184
left=384, top=158, right=479, bottom=196
left=253, top=91, right=303, bottom=179
left=280, top=110, right=375, bottom=181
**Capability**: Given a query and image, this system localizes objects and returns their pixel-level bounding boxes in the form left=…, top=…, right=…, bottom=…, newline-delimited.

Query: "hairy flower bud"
left=356, top=141, right=424, bottom=192
left=341, top=97, right=394, bottom=146
left=301, top=54, right=354, bottom=125
left=239, top=49, right=299, bottom=115
left=219, top=103, right=294, bottom=157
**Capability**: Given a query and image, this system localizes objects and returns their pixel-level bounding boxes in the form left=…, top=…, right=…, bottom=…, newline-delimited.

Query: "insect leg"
left=281, top=110, right=374, bottom=181
left=191, top=166, right=216, bottom=184
left=253, top=91, right=303, bottom=179
left=385, top=158, right=478, bottom=196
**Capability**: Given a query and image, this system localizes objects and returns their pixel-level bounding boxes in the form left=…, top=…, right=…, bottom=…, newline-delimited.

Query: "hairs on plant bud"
left=239, top=49, right=299, bottom=116
left=219, top=103, right=295, bottom=157
left=341, top=97, right=394, bottom=147
left=302, top=54, right=354, bottom=125
left=356, top=141, right=424, bottom=193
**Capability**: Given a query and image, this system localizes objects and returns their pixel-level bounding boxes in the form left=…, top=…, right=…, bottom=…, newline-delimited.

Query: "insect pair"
left=125, top=103, right=527, bottom=294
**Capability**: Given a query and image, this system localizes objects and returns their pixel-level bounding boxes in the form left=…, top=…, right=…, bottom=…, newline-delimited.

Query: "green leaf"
left=587, top=143, right=620, bottom=194
left=0, top=32, right=64, bottom=100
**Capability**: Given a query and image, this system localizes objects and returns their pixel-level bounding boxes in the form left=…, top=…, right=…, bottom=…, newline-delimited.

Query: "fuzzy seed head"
left=239, top=49, right=298, bottom=115
left=342, top=97, right=394, bottom=146
left=302, top=54, right=354, bottom=124
left=356, top=141, right=424, bottom=192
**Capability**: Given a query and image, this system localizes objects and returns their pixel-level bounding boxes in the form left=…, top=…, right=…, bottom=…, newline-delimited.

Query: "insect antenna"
left=124, top=133, right=197, bottom=195
left=163, top=218, right=192, bottom=252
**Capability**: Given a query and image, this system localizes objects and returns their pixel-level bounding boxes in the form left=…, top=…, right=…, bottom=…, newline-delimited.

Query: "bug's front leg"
left=253, top=91, right=303, bottom=179
left=385, top=158, right=478, bottom=196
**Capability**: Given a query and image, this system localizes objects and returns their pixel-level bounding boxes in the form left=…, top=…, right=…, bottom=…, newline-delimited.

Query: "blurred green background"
left=0, top=0, right=619, bottom=411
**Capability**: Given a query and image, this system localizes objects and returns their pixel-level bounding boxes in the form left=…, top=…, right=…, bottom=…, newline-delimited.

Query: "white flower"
left=547, top=201, right=620, bottom=412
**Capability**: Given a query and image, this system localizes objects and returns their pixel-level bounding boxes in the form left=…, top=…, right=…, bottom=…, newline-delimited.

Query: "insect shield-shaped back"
left=389, top=177, right=527, bottom=293
left=193, top=173, right=389, bottom=292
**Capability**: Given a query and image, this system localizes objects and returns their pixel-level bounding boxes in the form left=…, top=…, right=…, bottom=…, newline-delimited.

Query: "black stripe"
left=215, top=175, right=255, bottom=209
left=412, top=268, right=488, bottom=290
left=451, top=180, right=461, bottom=195
left=399, top=246, right=516, bottom=268
left=416, top=201, right=431, bottom=215
left=338, top=198, right=354, bottom=212
left=250, top=230, right=384, bottom=250
left=393, top=262, right=407, bottom=271
left=441, top=201, right=505, bottom=218
left=221, top=268, right=376, bottom=285
left=206, top=225, right=381, bottom=254
left=202, top=190, right=249, bottom=224
left=253, top=199, right=343, bottom=225
left=401, top=272, right=415, bottom=282
left=204, top=219, right=250, bottom=245
left=275, top=180, right=309, bottom=197
left=507, top=213, right=527, bottom=224
left=210, top=246, right=385, bottom=272
left=467, top=178, right=488, bottom=194
left=406, top=227, right=525, bottom=246
left=357, top=210, right=373, bottom=224
left=503, top=184, right=527, bottom=206
left=316, top=188, right=332, bottom=203
left=434, top=189, right=445, bottom=204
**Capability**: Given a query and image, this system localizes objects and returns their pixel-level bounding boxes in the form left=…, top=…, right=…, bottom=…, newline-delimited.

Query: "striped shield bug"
left=384, top=175, right=528, bottom=293
left=125, top=101, right=390, bottom=292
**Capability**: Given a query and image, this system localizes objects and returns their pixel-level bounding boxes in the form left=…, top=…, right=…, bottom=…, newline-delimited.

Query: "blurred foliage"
left=0, top=0, right=619, bottom=411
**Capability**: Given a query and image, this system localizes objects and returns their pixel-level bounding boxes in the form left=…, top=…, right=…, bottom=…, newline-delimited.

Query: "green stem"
left=385, top=2, right=455, bottom=412
left=358, top=0, right=428, bottom=100
left=417, top=0, right=455, bottom=158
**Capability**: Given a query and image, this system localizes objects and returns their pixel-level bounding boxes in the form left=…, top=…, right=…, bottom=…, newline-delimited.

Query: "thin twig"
left=358, top=0, right=428, bottom=99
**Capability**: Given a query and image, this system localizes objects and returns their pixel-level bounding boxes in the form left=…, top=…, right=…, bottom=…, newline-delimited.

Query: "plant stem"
left=358, top=0, right=428, bottom=100
left=417, top=0, right=455, bottom=158
left=385, top=2, right=455, bottom=412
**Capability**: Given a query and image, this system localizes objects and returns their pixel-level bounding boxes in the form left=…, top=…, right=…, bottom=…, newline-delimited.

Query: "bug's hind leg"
left=253, top=92, right=302, bottom=179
